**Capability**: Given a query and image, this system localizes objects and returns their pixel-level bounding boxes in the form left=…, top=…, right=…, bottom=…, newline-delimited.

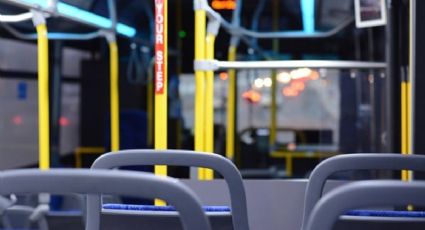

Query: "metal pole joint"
left=101, top=30, right=116, bottom=43
left=46, top=0, right=58, bottom=15
left=31, top=10, right=46, bottom=27
left=194, top=0, right=209, bottom=10
left=207, top=17, right=221, bottom=36
left=194, top=60, right=219, bottom=71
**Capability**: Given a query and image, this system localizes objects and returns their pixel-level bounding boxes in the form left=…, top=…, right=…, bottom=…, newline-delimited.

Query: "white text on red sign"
left=155, top=0, right=165, bottom=94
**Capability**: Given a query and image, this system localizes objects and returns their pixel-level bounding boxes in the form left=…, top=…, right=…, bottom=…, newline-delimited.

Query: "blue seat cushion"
left=346, top=210, right=425, bottom=218
left=48, top=210, right=83, bottom=216
left=103, top=204, right=231, bottom=212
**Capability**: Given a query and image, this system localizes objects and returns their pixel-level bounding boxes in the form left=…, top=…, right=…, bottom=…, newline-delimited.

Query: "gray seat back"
left=305, top=181, right=425, bottom=230
left=0, top=169, right=211, bottom=230
left=89, top=149, right=249, bottom=230
left=302, top=153, right=425, bottom=229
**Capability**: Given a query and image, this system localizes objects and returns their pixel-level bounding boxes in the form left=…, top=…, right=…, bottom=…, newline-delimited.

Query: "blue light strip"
left=57, top=3, right=111, bottom=28
left=22, top=0, right=48, bottom=7
left=21, top=0, right=136, bottom=37
left=301, top=0, right=315, bottom=33
left=116, top=23, right=137, bottom=38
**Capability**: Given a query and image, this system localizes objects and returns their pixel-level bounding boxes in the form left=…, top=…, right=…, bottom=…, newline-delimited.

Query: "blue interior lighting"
left=116, top=24, right=137, bottom=38
left=301, top=0, right=315, bottom=34
left=57, top=3, right=112, bottom=28
left=21, top=0, right=136, bottom=37
left=22, top=0, right=48, bottom=7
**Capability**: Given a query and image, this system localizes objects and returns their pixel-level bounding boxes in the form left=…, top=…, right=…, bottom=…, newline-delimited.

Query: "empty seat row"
left=1, top=151, right=425, bottom=230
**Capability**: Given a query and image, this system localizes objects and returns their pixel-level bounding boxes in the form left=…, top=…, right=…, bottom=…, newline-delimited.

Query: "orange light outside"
left=282, top=87, right=299, bottom=97
left=280, top=68, right=320, bottom=98
left=219, top=72, right=229, bottom=80
left=242, top=90, right=261, bottom=104
left=212, top=0, right=236, bottom=10
left=291, top=81, right=305, bottom=91
left=310, top=70, right=320, bottom=80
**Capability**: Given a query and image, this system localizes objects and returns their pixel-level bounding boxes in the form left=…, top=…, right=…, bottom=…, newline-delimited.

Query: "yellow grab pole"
left=401, top=0, right=414, bottom=182
left=226, top=46, right=237, bottom=161
left=202, top=33, right=216, bottom=180
left=35, top=20, right=50, bottom=170
left=155, top=0, right=168, bottom=205
left=401, top=81, right=407, bottom=180
left=109, top=41, right=120, bottom=152
left=194, top=6, right=207, bottom=179
left=407, top=81, right=412, bottom=181
left=401, top=70, right=412, bottom=211
left=402, top=0, right=414, bottom=183
left=406, top=78, right=413, bottom=211
left=285, top=155, right=292, bottom=177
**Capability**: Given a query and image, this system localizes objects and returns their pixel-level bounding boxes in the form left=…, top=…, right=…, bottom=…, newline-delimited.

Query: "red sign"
left=155, top=0, right=166, bottom=94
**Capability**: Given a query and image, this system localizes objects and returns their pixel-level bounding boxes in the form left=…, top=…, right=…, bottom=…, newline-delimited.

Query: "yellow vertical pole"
left=406, top=62, right=413, bottom=212
left=402, top=0, right=414, bottom=184
left=402, top=1, right=416, bottom=212
left=194, top=4, right=207, bottom=179
left=202, top=33, right=216, bottom=180
left=226, top=46, right=237, bottom=161
left=285, top=155, right=292, bottom=177
left=109, top=41, right=120, bottom=152
left=401, top=81, right=408, bottom=180
left=33, top=13, right=51, bottom=208
left=107, top=0, right=119, bottom=153
left=36, top=23, right=50, bottom=170
left=402, top=0, right=414, bottom=182
left=407, top=81, right=412, bottom=181
left=155, top=0, right=168, bottom=205
left=225, top=0, right=242, bottom=164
